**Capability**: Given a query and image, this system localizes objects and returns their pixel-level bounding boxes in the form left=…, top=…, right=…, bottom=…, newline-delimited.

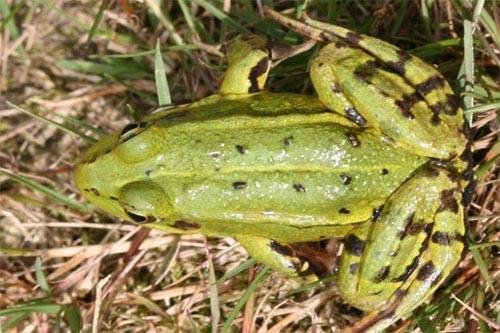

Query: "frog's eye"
left=125, top=211, right=154, bottom=224
left=116, top=122, right=159, bottom=163
left=119, top=181, right=172, bottom=224
left=119, top=122, right=151, bottom=143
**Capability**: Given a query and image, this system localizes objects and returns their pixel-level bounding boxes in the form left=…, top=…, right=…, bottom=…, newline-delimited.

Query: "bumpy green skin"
left=77, top=93, right=426, bottom=239
left=75, top=9, right=471, bottom=333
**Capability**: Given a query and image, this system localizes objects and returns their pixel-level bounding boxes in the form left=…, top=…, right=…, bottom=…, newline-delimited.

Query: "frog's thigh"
left=236, top=235, right=319, bottom=281
left=338, top=168, right=465, bottom=332
left=309, top=43, right=467, bottom=160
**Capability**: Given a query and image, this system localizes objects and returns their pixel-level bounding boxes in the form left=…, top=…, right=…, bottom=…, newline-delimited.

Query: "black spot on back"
left=284, top=136, right=294, bottom=146
left=235, top=145, right=247, bottom=154
left=233, top=181, right=247, bottom=190
left=346, top=133, right=361, bottom=147
left=209, top=152, right=220, bottom=158
left=340, top=174, right=352, bottom=185
left=293, top=184, right=306, bottom=192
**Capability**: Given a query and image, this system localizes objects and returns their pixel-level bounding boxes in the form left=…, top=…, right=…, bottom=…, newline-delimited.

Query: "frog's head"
left=74, top=122, right=174, bottom=224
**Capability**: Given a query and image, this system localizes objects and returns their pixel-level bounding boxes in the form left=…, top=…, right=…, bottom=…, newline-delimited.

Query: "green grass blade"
left=35, top=258, right=52, bottom=295
left=155, top=39, right=171, bottom=106
left=192, top=0, right=250, bottom=34
left=460, top=20, right=475, bottom=125
left=7, top=101, right=98, bottom=143
left=220, top=267, right=269, bottom=333
left=57, top=59, right=151, bottom=79
left=0, top=168, right=91, bottom=212
left=208, top=255, right=221, bottom=333
left=65, top=305, right=82, bottom=333
left=219, top=259, right=256, bottom=281
left=0, top=303, right=63, bottom=315
left=1, top=312, right=31, bottom=331
left=86, top=0, right=109, bottom=44
left=0, top=0, right=27, bottom=62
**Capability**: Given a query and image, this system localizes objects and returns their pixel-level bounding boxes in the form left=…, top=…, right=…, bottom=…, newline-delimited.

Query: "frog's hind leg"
left=309, top=41, right=468, bottom=162
left=337, top=168, right=466, bottom=333
left=264, top=7, right=467, bottom=161
left=236, top=235, right=333, bottom=282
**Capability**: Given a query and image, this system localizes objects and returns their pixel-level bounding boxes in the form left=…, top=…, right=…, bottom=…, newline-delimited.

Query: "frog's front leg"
left=236, top=235, right=333, bottom=281
left=337, top=168, right=465, bottom=333
left=219, top=35, right=271, bottom=95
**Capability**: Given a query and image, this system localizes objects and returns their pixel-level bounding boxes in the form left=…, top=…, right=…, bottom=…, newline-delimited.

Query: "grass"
left=1, top=1, right=499, bottom=332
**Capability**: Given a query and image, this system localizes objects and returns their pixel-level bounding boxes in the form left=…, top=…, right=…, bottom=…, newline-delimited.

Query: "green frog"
left=74, top=7, right=472, bottom=333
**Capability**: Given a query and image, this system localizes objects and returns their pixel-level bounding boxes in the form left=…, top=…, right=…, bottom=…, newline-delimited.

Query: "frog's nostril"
left=83, top=187, right=101, bottom=197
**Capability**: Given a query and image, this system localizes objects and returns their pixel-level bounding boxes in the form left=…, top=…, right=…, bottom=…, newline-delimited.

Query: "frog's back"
left=76, top=92, right=426, bottom=242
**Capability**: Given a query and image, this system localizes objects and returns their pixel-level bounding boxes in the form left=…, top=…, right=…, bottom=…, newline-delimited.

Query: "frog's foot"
left=337, top=168, right=466, bottom=333
left=236, top=235, right=334, bottom=282
left=264, top=7, right=468, bottom=162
